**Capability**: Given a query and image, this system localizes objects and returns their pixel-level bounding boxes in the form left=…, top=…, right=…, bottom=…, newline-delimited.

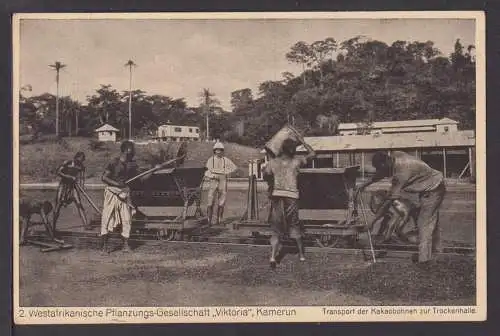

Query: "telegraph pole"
left=125, top=60, right=137, bottom=139
left=49, top=62, right=66, bottom=137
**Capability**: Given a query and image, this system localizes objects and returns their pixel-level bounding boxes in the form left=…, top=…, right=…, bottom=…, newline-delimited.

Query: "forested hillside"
left=19, top=37, right=475, bottom=147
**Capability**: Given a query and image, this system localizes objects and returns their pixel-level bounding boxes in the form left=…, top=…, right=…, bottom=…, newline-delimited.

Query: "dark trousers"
left=417, top=183, right=446, bottom=262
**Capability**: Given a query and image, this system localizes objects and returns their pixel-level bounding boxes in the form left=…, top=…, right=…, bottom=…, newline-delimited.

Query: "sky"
left=18, top=17, right=476, bottom=111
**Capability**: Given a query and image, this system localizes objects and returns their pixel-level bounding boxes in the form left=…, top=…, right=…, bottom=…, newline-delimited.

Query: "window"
left=174, top=127, right=182, bottom=132
left=195, top=129, right=199, bottom=133
left=444, top=126, right=449, bottom=132
left=189, top=128, right=193, bottom=133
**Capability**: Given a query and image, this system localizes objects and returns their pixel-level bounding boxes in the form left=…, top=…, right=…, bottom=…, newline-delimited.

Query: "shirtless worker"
left=262, top=137, right=315, bottom=269
left=100, top=140, right=158, bottom=253
left=52, top=151, right=91, bottom=233
left=356, top=151, right=446, bottom=266
left=205, top=141, right=237, bottom=226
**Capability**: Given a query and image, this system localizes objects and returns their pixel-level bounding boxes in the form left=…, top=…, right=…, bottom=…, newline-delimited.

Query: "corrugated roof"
left=338, top=118, right=458, bottom=130
left=94, top=124, right=119, bottom=132
left=295, top=130, right=475, bottom=152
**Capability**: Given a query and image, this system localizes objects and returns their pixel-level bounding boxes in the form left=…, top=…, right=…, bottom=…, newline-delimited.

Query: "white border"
left=12, top=11, right=487, bottom=324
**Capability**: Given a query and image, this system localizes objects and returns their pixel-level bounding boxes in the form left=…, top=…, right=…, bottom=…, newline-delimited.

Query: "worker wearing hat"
left=205, top=141, right=237, bottom=226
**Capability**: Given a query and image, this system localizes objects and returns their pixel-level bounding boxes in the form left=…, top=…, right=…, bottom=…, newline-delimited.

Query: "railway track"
left=27, top=228, right=476, bottom=261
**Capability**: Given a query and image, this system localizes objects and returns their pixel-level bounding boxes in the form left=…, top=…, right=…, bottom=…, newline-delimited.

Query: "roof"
left=158, top=124, right=199, bottom=128
left=337, top=118, right=458, bottom=130
left=295, top=130, right=475, bottom=152
left=94, top=124, right=119, bottom=132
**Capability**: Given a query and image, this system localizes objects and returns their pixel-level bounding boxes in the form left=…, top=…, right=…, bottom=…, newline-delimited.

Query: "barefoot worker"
left=205, top=141, right=237, bottom=226
left=357, top=151, right=446, bottom=266
left=262, top=127, right=315, bottom=268
left=100, top=140, right=160, bottom=253
left=52, top=151, right=91, bottom=233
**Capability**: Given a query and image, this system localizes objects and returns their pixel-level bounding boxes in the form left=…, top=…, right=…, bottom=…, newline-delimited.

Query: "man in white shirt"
left=205, top=142, right=237, bottom=226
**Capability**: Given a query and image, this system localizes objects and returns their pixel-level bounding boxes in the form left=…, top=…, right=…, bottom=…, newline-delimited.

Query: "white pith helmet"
left=213, top=141, right=224, bottom=151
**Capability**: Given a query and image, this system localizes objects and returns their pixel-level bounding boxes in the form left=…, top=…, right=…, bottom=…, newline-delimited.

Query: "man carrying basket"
left=262, top=126, right=316, bottom=269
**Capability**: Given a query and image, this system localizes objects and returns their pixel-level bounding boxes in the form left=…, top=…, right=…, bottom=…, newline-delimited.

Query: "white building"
left=338, top=118, right=459, bottom=136
left=94, top=124, right=119, bottom=142
left=156, top=123, right=200, bottom=142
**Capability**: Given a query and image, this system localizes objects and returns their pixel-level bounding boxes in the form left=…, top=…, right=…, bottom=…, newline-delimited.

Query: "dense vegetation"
left=19, top=138, right=261, bottom=182
left=19, top=37, right=475, bottom=147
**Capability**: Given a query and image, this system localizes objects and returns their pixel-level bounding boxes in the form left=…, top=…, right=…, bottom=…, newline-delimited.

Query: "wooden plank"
left=24, top=239, right=59, bottom=248
left=24, top=239, right=73, bottom=252
left=41, top=244, right=73, bottom=252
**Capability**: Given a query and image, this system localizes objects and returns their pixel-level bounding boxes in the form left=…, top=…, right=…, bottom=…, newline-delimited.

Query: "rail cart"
left=128, top=166, right=209, bottom=241
left=234, top=165, right=370, bottom=249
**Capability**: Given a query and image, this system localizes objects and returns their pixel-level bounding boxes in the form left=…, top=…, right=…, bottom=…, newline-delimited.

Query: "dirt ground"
left=17, top=188, right=477, bottom=307
left=19, top=243, right=475, bottom=307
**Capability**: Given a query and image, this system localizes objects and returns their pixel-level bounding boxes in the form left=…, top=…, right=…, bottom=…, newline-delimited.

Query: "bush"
left=141, top=143, right=177, bottom=168
left=89, top=139, right=105, bottom=151
left=19, top=138, right=262, bottom=182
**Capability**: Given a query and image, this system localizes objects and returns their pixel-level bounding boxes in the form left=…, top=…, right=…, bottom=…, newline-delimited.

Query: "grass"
left=19, top=137, right=262, bottom=183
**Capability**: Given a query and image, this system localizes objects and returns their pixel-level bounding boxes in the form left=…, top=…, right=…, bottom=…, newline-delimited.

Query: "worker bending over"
left=205, top=141, right=237, bottom=226
left=357, top=151, right=446, bottom=266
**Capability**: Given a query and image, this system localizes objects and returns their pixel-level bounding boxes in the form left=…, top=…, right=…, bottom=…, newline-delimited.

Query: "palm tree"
left=49, top=61, right=66, bottom=137
left=124, top=60, right=137, bottom=139
left=200, top=88, right=218, bottom=141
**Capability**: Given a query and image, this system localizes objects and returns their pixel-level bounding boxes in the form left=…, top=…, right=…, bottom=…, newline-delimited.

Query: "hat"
left=213, top=142, right=224, bottom=150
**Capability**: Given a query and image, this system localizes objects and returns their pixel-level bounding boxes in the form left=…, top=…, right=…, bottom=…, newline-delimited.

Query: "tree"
left=48, top=61, right=67, bottom=137
left=230, top=88, right=253, bottom=112
left=87, top=84, right=122, bottom=127
left=199, top=88, right=220, bottom=141
left=286, top=41, right=312, bottom=86
left=309, top=38, right=338, bottom=89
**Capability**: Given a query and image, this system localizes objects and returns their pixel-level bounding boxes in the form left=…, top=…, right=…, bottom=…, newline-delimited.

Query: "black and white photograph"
left=12, top=12, right=486, bottom=323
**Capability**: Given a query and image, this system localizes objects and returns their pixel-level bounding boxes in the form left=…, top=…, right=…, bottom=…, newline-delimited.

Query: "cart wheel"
left=162, top=229, right=177, bottom=241
left=174, top=230, right=184, bottom=241
left=344, top=235, right=359, bottom=248
left=315, top=235, right=342, bottom=248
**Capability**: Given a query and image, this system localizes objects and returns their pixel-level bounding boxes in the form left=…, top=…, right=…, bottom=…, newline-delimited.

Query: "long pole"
left=443, top=148, right=447, bottom=178
left=361, top=151, right=365, bottom=180
left=205, top=92, right=210, bottom=142
left=468, top=147, right=473, bottom=178
left=56, top=70, right=60, bottom=137
left=75, top=109, right=79, bottom=136
left=206, top=106, right=209, bottom=141
left=128, top=65, right=132, bottom=140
